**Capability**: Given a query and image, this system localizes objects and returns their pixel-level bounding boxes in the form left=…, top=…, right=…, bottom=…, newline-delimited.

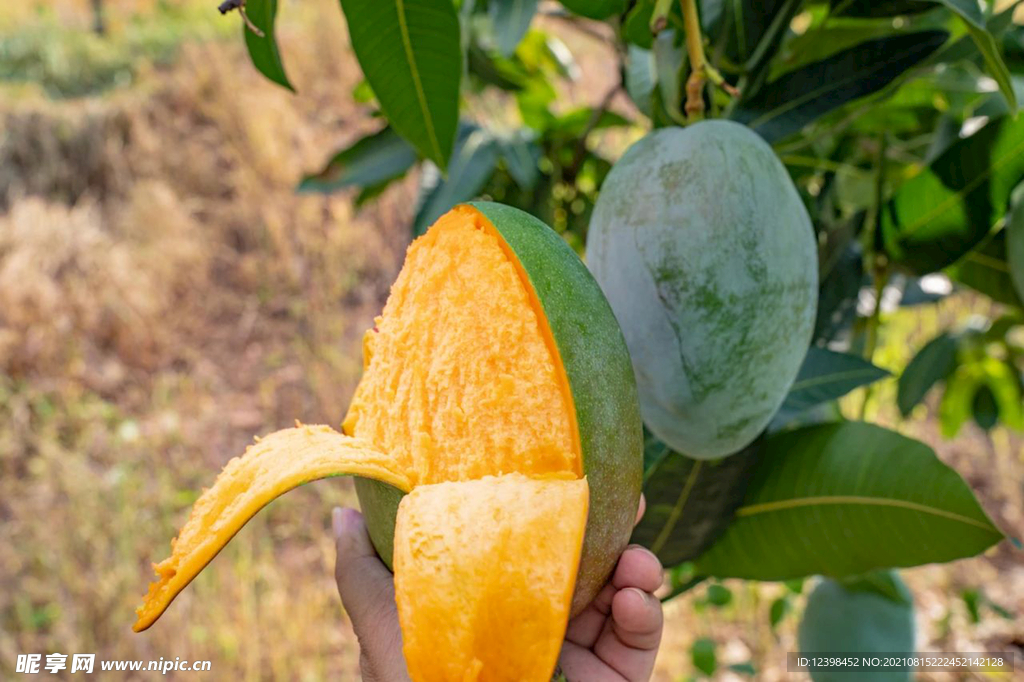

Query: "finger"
left=593, top=588, right=663, bottom=681
left=558, top=640, right=628, bottom=682
left=333, top=507, right=409, bottom=682
left=612, top=546, right=663, bottom=594
left=634, top=494, right=646, bottom=527
left=565, top=545, right=662, bottom=649
left=564, top=582, right=615, bottom=648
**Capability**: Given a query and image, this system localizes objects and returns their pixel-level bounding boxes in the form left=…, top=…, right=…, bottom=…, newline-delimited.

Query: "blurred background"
left=0, top=1, right=1020, bottom=679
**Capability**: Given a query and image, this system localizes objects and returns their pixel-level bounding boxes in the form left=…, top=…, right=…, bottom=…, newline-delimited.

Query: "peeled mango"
left=133, top=203, right=642, bottom=682
left=587, top=120, right=818, bottom=459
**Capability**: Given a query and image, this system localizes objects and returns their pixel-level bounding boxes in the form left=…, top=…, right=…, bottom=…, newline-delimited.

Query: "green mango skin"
left=799, top=574, right=915, bottom=682
left=355, top=201, right=644, bottom=617
left=587, top=120, right=818, bottom=460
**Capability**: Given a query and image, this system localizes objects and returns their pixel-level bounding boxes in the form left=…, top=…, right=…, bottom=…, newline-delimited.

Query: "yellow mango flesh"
left=134, top=206, right=591, bottom=681
left=132, top=425, right=412, bottom=632
left=344, top=205, right=579, bottom=485
left=395, top=474, right=588, bottom=682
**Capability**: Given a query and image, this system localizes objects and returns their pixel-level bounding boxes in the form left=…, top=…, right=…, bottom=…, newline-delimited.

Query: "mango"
left=587, top=120, right=818, bottom=459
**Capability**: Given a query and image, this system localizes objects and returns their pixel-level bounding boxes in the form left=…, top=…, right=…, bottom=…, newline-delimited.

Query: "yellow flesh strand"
left=132, top=425, right=410, bottom=632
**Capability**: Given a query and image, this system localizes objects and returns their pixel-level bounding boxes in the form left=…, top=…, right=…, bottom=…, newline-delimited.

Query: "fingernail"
left=627, top=544, right=661, bottom=564
left=624, top=587, right=650, bottom=606
left=332, top=507, right=344, bottom=538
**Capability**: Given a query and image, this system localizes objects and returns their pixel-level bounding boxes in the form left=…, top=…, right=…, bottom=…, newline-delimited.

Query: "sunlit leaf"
left=339, top=0, right=461, bottom=169
left=243, top=0, right=293, bottom=91
left=882, top=114, right=1024, bottom=274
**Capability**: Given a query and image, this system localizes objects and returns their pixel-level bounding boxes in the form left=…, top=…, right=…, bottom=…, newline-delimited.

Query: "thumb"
left=333, top=507, right=409, bottom=682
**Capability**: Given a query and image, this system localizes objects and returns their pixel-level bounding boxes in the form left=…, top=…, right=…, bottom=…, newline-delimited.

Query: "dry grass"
left=0, top=2, right=1020, bottom=680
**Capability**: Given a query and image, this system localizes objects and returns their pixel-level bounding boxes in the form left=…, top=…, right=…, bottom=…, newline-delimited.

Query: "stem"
left=680, top=0, right=707, bottom=120
left=650, top=0, right=675, bottom=34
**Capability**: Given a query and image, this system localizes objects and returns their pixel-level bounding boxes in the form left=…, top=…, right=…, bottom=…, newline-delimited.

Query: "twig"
left=218, top=0, right=264, bottom=38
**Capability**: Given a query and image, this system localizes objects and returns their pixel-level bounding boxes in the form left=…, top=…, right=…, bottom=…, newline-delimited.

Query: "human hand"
left=332, top=496, right=663, bottom=682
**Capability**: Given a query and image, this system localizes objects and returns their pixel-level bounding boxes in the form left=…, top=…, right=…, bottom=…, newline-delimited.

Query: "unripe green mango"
left=587, top=120, right=817, bottom=459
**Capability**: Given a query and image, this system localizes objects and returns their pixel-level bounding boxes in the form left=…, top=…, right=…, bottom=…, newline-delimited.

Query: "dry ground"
left=0, top=1, right=1020, bottom=680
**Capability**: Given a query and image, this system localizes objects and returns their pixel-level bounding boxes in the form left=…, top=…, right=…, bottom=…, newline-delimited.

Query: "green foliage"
left=693, top=422, right=1003, bottom=581
left=882, top=114, right=1024, bottom=274
left=732, top=31, right=948, bottom=142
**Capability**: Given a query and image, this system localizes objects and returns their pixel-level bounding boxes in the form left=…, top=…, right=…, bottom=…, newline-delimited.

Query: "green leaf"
left=1008, top=183, right=1024, bottom=303
left=838, top=569, right=912, bottom=604
left=933, top=0, right=1018, bottom=110
left=490, top=0, right=537, bottom=57
left=882, top=114, right=1024, bottom=274
left=705, top=583, right=733, bottom=607
left=623, top=1, right=655, bottom=50
left=243, top=0, right=293, bottom=91
left=693, top=422, right=1004, bottom=581
left=777, top=347, right=890, bottom=424
left=972, top=383, right=999, bottom=431
left=898, top=332, right=959, bottom=416
left=732, top=31, right=948, bottom=143
left=770, top=596, right=791, bottom=629
left=339, top=0, right=461, bottom=169
left=691, top=638, right=717, bottom=676
left=297, top=127, right=417, bottom=194
left=799, top=573, right=915, bottom=682
left=558, top=0, right=626, bottom=20
left=412, top=126, right=500, bottom=235
left=631, top=434, right=760, bottom=567
left=947, top=230, right=1024, bottom=308
left=829, top=0, right=936, bottom=17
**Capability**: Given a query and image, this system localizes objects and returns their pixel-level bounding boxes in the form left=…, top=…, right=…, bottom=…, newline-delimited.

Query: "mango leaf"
left=799, top=573, right=915, bottom=682
left=882, top=114, right=1024, bottom=274
left=947, top=230, right=1024, bottom=308
left=1008, top=183, right=1024, bottom=303
left=558, top=0, right=626, bottom=20
left=693, top=422, right=1004, bottom=581
left=776, top=347, right=890, bottom=424
left=631, top=434, right=760, bottom=567
left=339, top=0, right=461, bottom=169
left=829, top=0, right=935, bottom=17
left=732, top=31, right=948, bottom=143
left=898, top=332, right=959, bottom=416
left=972, top=384, right=999, bottom=431
left=243, top=0, right=293, bottom=91
left=297, top=127, right=417, bottom=194
left=412, top=126, right=500, bottom=235
left=490, top=0, right=537, bottom=57
left=932, top=0, right=1017, bottom=110
left=721, top=0, right=795, bottom=69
